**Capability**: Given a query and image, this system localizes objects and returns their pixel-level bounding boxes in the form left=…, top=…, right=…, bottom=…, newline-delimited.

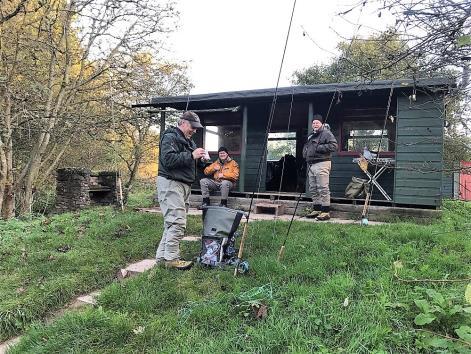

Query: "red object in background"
left=460, top=161, right=471, bottom=201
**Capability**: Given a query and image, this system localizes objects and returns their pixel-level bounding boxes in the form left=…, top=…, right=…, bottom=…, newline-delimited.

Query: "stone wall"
left=56, top=168, right=120, bottom=212
left=56, top=168, right=91, bottom=212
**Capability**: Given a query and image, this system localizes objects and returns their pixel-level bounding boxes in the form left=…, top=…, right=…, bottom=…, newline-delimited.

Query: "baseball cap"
left=182, top=111, right=203, bottom=128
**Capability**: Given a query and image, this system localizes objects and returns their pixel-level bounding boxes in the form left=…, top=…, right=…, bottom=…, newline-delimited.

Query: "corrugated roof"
left=134, top=77, right=454, bottom=108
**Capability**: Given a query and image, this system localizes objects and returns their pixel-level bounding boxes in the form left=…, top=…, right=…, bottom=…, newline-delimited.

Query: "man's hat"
left=312, top=113, right=323, bottom=122
left=218, top=146, right=229, bottom=154
left=182, top=111, right=203, bottom=128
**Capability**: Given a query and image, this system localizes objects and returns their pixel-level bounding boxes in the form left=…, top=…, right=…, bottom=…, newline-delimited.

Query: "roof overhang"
left=133, top=77, right=455, bottom=110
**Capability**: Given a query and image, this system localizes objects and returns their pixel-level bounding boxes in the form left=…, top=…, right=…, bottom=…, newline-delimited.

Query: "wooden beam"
left=306, top=102, right=313, bottom=195
left=239, top=105, right=248, bottom=192
left=159, top=110, right=166, bottom=138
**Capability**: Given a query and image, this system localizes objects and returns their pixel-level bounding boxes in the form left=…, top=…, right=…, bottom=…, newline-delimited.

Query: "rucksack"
left=197, top=206, right=245, bottom=267
left=345, top=176, right=369, bottom=199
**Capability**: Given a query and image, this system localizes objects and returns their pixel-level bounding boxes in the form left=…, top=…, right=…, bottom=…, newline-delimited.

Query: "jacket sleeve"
left=223, top=161, right=240, bottom=182
left=160, top=133, right=193, bottom=170
left=204, top=161, right=218, bottom=176
left=316, top=131, right=338, bottom=153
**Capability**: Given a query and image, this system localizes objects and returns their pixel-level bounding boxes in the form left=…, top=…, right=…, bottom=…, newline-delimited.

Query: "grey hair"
left=177, top=118, right=185, bottom=126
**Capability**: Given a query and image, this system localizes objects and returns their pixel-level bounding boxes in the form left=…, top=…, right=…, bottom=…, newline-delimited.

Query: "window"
left=267, top=132, right=296, bottom=161
left=204, top=125, right=241, bottom=153
left=342, top=121, right=393, bottom=152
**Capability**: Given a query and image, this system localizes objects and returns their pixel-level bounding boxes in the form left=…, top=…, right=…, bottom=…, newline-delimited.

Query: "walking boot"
left=198, top=197, right=210, bottom=210
left=316, top=206, right=331, bottom=221
left=219, top=199, right=228, bottom=207
left=165, top=258, right=194, bottom=270
left=306, top=204, right=322, bottom=218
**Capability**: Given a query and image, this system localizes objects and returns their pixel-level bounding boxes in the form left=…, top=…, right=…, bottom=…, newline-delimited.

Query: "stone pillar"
left=55, top=168, right=91, bottom=212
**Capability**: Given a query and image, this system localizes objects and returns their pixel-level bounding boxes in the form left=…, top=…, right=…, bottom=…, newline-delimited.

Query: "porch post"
left=158, top=110, right=166, bottom=164
left=159, top=109, right=166, bottom=138
left=239, top=105, right=248, bottom=192
left=306, top=102, right=313, bottom=194
left=308, top=102, right=313, bottom=134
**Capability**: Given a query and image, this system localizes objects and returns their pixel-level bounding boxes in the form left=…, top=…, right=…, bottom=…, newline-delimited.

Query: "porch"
left=135, top=78, right=453, bottom=208
left=187, top=191, right=441, bottom=222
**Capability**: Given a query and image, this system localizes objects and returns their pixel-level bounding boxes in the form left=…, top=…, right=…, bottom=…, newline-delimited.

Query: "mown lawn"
left=3, top=201, right=471, bottom=353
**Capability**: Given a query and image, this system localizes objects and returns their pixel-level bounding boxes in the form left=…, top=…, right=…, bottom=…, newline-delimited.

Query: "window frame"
left=338, top=119, right=395, bottom=157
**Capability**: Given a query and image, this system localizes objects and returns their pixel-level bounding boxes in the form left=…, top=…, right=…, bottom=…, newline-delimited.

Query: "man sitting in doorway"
left=200, top=147, right=240, bottom=208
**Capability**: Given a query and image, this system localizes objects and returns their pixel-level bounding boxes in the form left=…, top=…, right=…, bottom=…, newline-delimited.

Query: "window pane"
left=350, top=129, right=386, bottom=137
left=347, top=137, right=389, bottom=152
left=267, top=140, right=296, bottom=160
left=268, top=132, right=296, bottom=139
left=342, top=120, right=395, bottom=152
left=205, top=126, right=219, bottom=151
left=204, top=126, right=241, bottom=152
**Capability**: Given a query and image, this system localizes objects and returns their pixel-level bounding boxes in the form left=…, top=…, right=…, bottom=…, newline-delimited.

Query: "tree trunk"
left=17, top=165, right=38, bottom=216
left=1, top=183, right=15, bottom=219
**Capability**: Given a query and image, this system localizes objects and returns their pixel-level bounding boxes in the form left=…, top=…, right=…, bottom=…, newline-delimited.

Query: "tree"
left=103, top=54, right=192, bottom=203
left=0, top=0, right=179, bottom=218
left=0, top=0, right=30, bottom=24
left=292, top=31, right=417, bottom=85
left=333, top=0, right=471, bottom=161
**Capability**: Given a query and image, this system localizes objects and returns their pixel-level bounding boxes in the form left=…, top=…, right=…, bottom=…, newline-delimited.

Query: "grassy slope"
left=0, top=190, right=202, bottom=342
left=4, top=201, right=471, bottom=352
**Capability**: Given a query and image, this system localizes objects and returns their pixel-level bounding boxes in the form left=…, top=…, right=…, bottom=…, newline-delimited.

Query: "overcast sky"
left=166, top=0, right=395, bottom=94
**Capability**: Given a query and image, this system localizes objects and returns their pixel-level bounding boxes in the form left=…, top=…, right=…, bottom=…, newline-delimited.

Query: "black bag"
left=345, top=177, right=369, bottom=199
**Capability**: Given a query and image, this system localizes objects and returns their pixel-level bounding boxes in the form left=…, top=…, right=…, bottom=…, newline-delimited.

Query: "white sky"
left=166, top=0, right=396, bottom=94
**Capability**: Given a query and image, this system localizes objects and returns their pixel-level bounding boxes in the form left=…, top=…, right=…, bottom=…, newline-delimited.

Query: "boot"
left=198, top=197, right=210, bottom=209
left=165, top=258, right=194, bottom=270
left=219, top=199, right=228, bottom=207
left=306, top=204, right=321, bottom=218
left=316, top=206, right=330, bottom=221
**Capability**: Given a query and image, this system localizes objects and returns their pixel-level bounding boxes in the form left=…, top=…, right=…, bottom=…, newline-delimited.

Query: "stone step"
left=122, top=259, right=156, bottom=277
left=74, top=291, right=101, bottom=307
left=0, top=337, right=21, bottom=354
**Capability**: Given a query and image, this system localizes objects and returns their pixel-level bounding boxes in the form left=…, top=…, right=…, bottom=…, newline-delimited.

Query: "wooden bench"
left=255, top=202, right=285, bottom=216
left=89, top=185, right=111, bottom=192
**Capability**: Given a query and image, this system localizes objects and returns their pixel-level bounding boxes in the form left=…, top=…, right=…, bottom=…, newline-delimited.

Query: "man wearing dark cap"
left=302, top=114, right=338, bottom=220
left=199, top=146, right=240, bottom=208
left=156, top=111, right=206, bottom=270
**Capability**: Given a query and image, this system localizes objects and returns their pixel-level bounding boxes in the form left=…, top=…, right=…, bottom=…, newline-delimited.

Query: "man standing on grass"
left=156, top=111, right=206, bottom=270
left=302, top=114, right=338, bottom=220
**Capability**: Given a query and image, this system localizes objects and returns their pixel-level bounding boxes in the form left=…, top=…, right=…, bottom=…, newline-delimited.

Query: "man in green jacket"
left=302, top=114, right=338, bottom=220
left=156, top=111, right=206, bottom=270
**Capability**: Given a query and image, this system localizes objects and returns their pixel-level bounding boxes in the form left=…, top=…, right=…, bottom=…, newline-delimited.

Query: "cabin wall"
left=394, top=94, right=444, bottom=207
left=330, top=155, right=395, bottom=200
left=243, top=103, right=270, bottom=192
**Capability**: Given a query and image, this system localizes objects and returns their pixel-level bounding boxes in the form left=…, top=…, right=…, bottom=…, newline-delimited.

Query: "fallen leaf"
left=465, top=283, right=471, bottom=305
left=252, top=304, right=268, bottom=320
left=133, top=326, right=145, bottom=335
left=57, top=245, right=71, bottom=253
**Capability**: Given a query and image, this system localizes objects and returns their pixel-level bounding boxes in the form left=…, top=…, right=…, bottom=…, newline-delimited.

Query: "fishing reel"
left=236, top=260, right=249, bottom=274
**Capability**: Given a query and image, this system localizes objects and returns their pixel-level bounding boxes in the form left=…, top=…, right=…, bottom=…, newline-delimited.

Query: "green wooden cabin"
left=137, top=78, right=454, bottom=208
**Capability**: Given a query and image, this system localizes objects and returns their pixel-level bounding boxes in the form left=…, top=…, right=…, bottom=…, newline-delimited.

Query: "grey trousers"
left=200, top=178, right=233, bottom=199
left=308, top=161, right=332, bottom=206
left=156, top=176, right=190, bottom=261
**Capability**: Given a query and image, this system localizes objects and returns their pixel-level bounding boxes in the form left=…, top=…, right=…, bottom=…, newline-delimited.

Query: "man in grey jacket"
left=156, top=111, right=206, bottom=269
left=302, top=114, right=338, bottom=220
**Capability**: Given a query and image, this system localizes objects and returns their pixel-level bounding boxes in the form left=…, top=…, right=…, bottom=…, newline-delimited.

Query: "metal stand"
left=354, top=157, right=394, bottom=201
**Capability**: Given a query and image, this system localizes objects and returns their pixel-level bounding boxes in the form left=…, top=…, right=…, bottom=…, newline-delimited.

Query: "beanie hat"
left=218, top=146, right=229, bottom=154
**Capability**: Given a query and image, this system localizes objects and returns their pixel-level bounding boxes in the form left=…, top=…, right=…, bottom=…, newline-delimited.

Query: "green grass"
left=3, top=200, right=471, bottom=352
left=0, top=203, right=202, bottom=342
